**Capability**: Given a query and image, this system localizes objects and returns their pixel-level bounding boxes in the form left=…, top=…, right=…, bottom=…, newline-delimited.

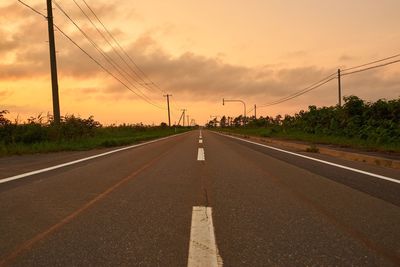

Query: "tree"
left=0, top=110, right=10, bottom=126
left=220, top=116, right=227, bottom=127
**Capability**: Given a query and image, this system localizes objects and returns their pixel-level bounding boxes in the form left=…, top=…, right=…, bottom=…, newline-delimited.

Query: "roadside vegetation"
left=207, top=96, right=400, bottom=153
left=0, top=111, right=191, bottom=156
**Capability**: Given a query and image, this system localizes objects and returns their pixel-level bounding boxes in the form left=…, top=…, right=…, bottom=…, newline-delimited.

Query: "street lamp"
left=222, top=98, right=247, bottom=124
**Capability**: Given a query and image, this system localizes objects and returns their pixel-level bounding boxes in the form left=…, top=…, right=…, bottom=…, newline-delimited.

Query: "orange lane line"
left=0, top=154, right=162, bottom=266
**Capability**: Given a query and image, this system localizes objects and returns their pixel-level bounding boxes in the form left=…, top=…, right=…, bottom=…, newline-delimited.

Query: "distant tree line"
left=207, top=96, right=400, bottom=145
left=0, top=111, right=176, bottom=145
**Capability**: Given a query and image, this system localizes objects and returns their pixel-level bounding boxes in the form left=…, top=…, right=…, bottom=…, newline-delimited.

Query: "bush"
left=217, top=96, right=400, bottom=147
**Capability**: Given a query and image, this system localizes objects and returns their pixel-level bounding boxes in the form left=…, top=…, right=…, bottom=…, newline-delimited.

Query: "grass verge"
left=215, top=127, right=400, bottom=153
left=0, top=127, right=190, bottom=157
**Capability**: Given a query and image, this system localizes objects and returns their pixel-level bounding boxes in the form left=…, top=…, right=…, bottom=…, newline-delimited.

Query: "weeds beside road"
left=208, top=96, right=400, bottom=153
left=0, top=111, right=191, bottom=157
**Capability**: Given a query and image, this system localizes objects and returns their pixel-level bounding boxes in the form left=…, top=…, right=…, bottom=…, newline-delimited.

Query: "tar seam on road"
left=214, top=132, right=400, bottom=184
left=0, top=149, right=168, bottom=267
left=187, top=206, right=222, bottom=267
left=0, top=132, right=188, bottom=184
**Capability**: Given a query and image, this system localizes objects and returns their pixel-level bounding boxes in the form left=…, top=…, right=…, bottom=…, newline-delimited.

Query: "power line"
left=342, top=59, right=400, bottom=76
left=342, top=53, right=400, bottom=71
left=52, top=0, right=165, bottom=109
left=258, top=72, right=337, bottom=108
left=18, top=0, right=165, bottom=110
left=262, top=77, right=336, bottom=107
left=72, top=0, right=156, bottom=95
left=80, top=0, right=166, bottom=94
left=17, top=0, right=46, bottom=18
left=258, top=52, right=400, bottom=108
left=246, top=107, right=255, bottom=115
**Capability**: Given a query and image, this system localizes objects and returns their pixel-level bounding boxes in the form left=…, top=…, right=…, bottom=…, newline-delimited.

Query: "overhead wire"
left=258, top=72, right=337, bottom=108
left=18, top=0, right=165, bottom=110
left=72, top=0, right=157, bottom=95
left=246, top=107, right=255, bottom=116
left=341, top=59, right=400, bottom=76
left=20, top=0, right=399, bottom=116
left=80, top=0, right=166, bottom=94
left=258, top=52, right=400, bottom=109
left=17, top=0, right=46, bottom=17
left=342, top=53, right=400, bottom=71
left=52, top=0, right=166, bottom=109
left=79, top=0, right=184, bottom=113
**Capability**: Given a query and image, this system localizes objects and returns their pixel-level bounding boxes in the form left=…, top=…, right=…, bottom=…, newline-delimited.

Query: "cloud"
left=339, top=54, right=356, bottom=61
left=0, top=89, right=13, bottom=101
left=1, top=2, right=399, bottom=111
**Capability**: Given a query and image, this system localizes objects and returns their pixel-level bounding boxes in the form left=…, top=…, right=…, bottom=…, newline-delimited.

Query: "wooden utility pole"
left=254, top=104, right=257, bottom=119
left=181, top=109, right=186, bottom=126
left=47, top=0, right=61, bottom=124
left=163, top=94, right=172, bottom=126
left=337, top=69, right=342, bottom=107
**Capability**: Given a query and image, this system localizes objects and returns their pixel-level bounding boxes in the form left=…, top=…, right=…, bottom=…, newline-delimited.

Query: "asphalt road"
left=0, top=130, right=399, bottom=266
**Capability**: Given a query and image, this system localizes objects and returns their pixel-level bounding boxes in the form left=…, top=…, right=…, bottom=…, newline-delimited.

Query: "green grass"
left=0, top=127, right=190, bottom=157
left=216, top=127, right=400, bottom=153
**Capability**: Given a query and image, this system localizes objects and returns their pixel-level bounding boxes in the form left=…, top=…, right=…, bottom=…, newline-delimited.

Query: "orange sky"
left=1, top=0, right=399, bottom=125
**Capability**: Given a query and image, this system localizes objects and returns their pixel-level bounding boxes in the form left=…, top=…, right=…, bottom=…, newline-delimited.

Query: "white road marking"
left=188, top=206, right=222, bottom=267
left=197, top=148, right=205, bottom=161
left=0, top=133, right=188, bottom=184
left=214, top=132, right=400, bottom=184
left=199, top=139, right=203, bottom=144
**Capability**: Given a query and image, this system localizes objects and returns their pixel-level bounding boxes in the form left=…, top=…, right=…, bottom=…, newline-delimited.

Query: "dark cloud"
left=1, top=3, right=399, bottom=108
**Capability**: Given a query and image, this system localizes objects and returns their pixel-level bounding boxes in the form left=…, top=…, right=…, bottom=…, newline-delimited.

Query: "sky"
left=1, top=0, right=399, bottom=125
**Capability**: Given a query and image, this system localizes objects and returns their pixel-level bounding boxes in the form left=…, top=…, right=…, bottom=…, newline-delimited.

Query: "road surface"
left=0, top=130, right=399, bottom=266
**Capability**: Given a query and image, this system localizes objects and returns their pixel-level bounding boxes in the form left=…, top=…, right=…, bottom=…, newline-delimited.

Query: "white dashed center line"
left=197, top=148, right=205, bottom=161
left=199, top=139, right=203, bottom=144
left=187, top=206, right=222, bottom=267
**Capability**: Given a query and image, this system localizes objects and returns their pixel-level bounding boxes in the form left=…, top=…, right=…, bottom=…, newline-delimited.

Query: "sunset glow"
left=1, top=0, right=399, bottom=125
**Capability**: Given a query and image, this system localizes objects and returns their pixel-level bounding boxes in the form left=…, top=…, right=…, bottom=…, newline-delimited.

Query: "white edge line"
left=0, top=132, right=189, bottom=184
left=213, top=131, right=400, bottom=185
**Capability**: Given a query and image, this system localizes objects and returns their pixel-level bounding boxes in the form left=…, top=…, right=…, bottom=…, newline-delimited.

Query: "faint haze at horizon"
left=0, top=0, right=399, bottom=125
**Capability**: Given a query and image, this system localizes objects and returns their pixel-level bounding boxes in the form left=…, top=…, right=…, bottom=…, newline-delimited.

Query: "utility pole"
left=337, top=69, right=342, bottom=107
left=181, top=109, right=186, bottom=126
left=163, top=94, right=172, bottom=126
left=47, top=0, right=61, bottom=124
left=187, top=115, right=190, bottom=126
left=254, top=104, right=257, bottom=119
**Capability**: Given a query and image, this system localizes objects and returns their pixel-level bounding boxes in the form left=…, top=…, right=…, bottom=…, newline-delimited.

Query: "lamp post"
left=222, top=98, right=247, bottom=125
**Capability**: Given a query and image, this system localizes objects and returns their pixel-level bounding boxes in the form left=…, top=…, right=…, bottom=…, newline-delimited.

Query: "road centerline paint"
left=213, top=132, right=400, bottom=184
left=188, top=206, right=222, bottom=267
left=197, top=148, right=205, bottom=161
left=199, top=139, right=203, bottom=144
left=0, top=132, right=188, bottom=184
